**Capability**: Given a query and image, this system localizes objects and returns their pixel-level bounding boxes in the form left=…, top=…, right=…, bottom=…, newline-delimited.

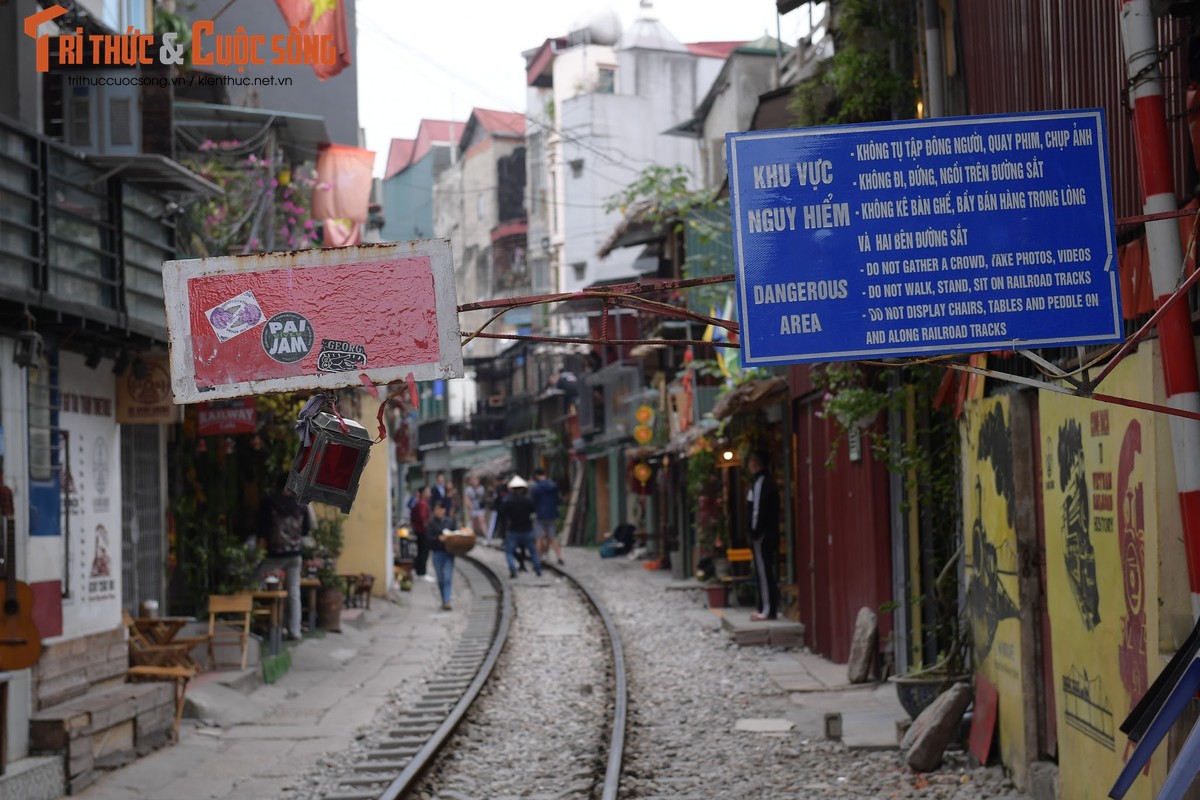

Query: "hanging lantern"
left=13, top=330, right=43, bottom=368
left=285, top=412, right=373, bottom=512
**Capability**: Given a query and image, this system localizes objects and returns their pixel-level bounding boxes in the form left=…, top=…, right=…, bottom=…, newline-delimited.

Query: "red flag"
left=274, top=0, right=352, bottom=81
left=313, top=144, right=375, bottom=222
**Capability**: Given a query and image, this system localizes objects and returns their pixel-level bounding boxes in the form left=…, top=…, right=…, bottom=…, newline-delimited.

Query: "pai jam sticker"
left=205, top=289, right=264, bottom=342
left=262, top=311, right=315, bottom=363
left=317, top=339, right=368, bottom=372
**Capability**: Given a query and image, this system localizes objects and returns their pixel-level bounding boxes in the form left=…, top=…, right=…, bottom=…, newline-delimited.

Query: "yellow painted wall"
left=1039, top=350, right=1166, bottom=799
left=961, top=395, right=1027, bottom=779
left=320, top=389, right=391, bottom=596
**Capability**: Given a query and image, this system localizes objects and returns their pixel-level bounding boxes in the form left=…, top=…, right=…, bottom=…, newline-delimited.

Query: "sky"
left=355, top=0, right=823, bottom=175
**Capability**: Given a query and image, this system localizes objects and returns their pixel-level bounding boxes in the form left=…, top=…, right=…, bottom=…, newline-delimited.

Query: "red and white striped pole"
left=1121, top=0, right=1200, bottom=619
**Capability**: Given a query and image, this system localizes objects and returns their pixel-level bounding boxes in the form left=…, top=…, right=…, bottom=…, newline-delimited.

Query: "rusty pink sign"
left=163, top=241, right=462, bottom=404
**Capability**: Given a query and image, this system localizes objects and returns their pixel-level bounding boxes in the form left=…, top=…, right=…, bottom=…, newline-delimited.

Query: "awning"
left=665, top=418, right=718, bottom=454
left=598, top=200, right=666, bottom=258
left=712, top=377, right=788, bottom=420
left=174, top=101, right=331, bottom=162
left=465, top=453, right=512, bottom=481
left=88, top=153, right=223, bottom=197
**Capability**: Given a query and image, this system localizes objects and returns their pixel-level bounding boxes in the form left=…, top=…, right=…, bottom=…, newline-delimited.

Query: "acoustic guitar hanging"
left=0, top=485, right=41, bottom=670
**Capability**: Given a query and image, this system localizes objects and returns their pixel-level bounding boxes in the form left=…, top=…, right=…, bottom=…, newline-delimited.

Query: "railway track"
left=318, top=550, right=626, bottom=800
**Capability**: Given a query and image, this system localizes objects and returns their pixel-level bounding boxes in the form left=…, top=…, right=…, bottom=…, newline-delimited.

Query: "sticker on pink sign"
left=163, top=241, right=462, bottom=404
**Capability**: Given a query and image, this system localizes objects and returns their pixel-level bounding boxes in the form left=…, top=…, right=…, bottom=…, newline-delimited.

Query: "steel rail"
left=542, top=561, right=628, bottom=800
left=368, top=555, right=627, bottom=800
left=374, top=554, right=511, bottom=800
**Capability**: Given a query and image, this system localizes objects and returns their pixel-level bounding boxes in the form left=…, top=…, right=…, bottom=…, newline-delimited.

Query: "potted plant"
left=687, top=441, right=725, bottom=555
left=307, top=514, right=344, bottom=631
left=703, top=575, right=728, bottom=609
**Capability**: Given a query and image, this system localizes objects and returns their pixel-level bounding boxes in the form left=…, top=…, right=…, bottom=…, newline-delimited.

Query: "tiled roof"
left=383, top=119, right=464, bottom=178
left=471, top=108, right=526, bottom=138
left=383, top=138, right=414, bottom=179
left=686, top=41, right=748, bottom=59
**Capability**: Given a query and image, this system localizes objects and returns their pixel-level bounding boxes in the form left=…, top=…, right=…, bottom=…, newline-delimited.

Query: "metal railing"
left=0, top=114, right=175, bottom=341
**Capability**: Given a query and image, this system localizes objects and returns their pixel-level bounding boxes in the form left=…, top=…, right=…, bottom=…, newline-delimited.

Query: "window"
left=109, top=97, right=133, bottom=146
left=597, top=66, right=616, bottom=94
left=69, top=90, right=91, bottom=147
left=572, top=261, right=586, bottom=281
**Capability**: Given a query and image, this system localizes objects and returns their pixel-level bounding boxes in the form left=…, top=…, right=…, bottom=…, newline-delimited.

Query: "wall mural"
left=962, top=396, right=1025, bottom=777
left=969, top=403, right=1021, bottom=662
left=1040, top=347, right=1163, bottom=800
left=1057, top=418, right=1101, bottom=630
left=1117, top=420, right=1148, bottom=773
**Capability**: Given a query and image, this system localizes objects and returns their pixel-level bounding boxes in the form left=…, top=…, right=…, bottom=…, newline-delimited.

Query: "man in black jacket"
left=746, top=450, right=781, bottom=621
left=501, top=476, right=542, bottom=579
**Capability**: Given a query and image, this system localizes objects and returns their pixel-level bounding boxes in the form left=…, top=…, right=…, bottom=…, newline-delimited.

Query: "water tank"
left=568, top=7, right=622, bottom=46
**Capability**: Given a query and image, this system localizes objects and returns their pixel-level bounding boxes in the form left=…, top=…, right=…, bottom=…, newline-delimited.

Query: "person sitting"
left=599, top=522, right=636, bottom=558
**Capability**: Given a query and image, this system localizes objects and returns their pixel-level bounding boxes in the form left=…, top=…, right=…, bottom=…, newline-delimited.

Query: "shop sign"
left=197, top=397, right=256, bottom=436
left=116, top=354, right=178, bottom=424
left=163, top=241, right=462, bottom=403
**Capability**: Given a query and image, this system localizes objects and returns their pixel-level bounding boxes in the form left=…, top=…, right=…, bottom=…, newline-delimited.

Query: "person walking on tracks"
left=501, top=476, right=542, bottom=579
left=426, top=498, right=458, bottom=611
left=531, top=467, right=565, bottom=566
left=746, top=450, right=781, bottom=621
left=411, top=486, right=434, bottom=583
left=465, top=475, right=487, bottom=539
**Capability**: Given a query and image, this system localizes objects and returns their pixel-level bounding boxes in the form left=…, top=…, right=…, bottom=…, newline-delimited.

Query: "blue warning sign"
left=727, top=109, right=1121, bottom=365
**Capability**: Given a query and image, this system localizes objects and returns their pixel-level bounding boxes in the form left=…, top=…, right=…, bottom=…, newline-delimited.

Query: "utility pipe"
left=1120, top=0, right=1200, bottom=619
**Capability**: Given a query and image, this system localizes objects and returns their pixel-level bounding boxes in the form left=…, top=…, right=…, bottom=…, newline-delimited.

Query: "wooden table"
left=250, top=590, right=289, bottom=656
left=300, top=578, right=320, bottom=633
left=132, top=616, right=191, bottom=647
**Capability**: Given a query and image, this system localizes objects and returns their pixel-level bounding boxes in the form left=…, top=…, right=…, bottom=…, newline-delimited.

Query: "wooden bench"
left=30, top=680, right=176, bottom=793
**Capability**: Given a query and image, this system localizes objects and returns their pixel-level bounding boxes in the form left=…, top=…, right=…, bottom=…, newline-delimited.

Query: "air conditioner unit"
left=60, top=71, right=141, bottom=156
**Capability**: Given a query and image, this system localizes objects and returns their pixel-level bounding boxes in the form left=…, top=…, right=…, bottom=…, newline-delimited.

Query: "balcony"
left=0, top=114, right=212, bottom=346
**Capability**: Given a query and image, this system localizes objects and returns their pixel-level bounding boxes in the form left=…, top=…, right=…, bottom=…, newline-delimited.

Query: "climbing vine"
left=788, top=0, right=917, bottom=126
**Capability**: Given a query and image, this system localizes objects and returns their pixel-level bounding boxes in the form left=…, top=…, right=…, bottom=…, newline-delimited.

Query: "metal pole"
left=1120, top=0, right=1200, bottom=619
left=923, top=0, right=944, bottom=118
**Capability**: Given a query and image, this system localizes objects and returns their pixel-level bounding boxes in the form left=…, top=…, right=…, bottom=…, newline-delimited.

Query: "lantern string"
left=294, top=392, right=331, bottom=447
left=328, top=396, right=350, bottom=434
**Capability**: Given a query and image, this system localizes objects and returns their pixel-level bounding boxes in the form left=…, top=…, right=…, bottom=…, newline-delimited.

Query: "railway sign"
left=163, top=240, right=462, bottom=404
left=727, top=109, right=1121, bottom=365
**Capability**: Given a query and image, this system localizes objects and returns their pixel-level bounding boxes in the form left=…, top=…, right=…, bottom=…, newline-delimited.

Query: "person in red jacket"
left=410, top=486, right=433, bottom=582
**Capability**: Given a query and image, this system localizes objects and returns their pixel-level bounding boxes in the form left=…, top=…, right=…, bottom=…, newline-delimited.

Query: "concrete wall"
left=331, top=388, right=391, bottom=596
left=700, top=54, right=778, bottom=188
left=0, top=0, right=43, bottom=129
left=381, top=150, right=447, bottom=243
left=560, top=90, right=700, bottom=292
